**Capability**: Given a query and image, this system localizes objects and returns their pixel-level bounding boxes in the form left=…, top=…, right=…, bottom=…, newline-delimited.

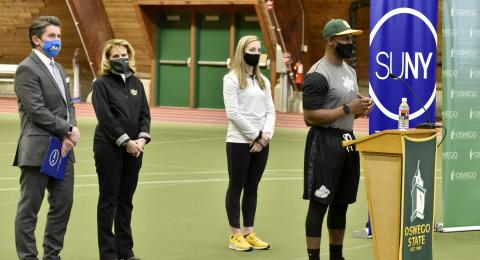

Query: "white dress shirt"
left=33, top=49, right=56, bottom=78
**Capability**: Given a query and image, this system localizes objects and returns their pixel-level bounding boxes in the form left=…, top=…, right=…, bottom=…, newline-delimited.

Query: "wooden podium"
left=342, top=129, right=437, bottom=260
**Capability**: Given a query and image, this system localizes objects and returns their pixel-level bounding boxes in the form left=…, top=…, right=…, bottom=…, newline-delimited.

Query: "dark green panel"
left=196, top=13, right=230, bottom=109
left=156, top=13, right=191, bottom=107
left=235, top=13, right=270, bottom=80
left=235, top=13, right=263, bottom=39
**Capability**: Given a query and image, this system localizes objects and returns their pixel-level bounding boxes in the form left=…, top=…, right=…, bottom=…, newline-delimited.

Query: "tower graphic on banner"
left=411, top=160, right=426, bottom=222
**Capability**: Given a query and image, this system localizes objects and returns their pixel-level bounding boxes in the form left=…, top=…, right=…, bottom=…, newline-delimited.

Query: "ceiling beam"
left=66, top=0, right=114, bottom=77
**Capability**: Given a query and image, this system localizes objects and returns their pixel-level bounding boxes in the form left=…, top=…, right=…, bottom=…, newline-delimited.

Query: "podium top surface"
left=342, top=129, right=438, bottom=154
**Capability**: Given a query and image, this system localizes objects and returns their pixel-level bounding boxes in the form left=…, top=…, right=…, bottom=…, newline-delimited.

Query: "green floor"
left=0, top=114, right=478, bottom=259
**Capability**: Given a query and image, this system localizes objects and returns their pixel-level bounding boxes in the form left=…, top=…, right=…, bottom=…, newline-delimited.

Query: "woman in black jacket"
left=92, top=39, right=151, bottom=260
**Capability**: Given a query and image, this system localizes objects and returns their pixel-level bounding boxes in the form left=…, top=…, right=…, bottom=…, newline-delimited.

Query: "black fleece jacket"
left=92, top=72, right=151, bottom=146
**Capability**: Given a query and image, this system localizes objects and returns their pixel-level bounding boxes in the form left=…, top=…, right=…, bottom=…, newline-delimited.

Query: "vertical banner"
left=442, top=0, right=480, bottom=231
left=401, top=135, right=437, bottom=260
left=369, top=1, right=438, bottom=133
left=72, top=48, right=81, bottom=103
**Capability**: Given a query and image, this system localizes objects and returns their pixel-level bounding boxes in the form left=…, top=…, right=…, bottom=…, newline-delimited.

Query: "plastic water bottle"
left=398, top=97, right=409, bottom=130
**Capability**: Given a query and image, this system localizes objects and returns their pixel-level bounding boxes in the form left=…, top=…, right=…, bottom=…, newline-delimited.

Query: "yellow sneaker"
left=244, top=233, right=270, bottom=250
left=229, top=234, right=253, bottom=251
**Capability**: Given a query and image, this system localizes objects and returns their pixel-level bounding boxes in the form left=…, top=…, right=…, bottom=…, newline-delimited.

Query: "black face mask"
left=334, top=42, right=354, bottom=59
left=110, top=58, right=130, bottom=74
left=244, top=53, right=260, bottom=67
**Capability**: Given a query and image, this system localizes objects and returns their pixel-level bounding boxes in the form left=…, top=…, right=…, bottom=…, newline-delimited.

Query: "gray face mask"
left=110, top=58, right=130, bottom=74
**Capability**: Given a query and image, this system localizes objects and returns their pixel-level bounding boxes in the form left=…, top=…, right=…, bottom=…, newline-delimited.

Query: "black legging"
left=305, top=200, right=348, bottom=237
left=225, top=142, right=269, bottom=229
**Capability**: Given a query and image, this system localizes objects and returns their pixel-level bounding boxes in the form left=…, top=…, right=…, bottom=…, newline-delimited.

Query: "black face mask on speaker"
left=244, top=53, right=260, bottom=67
left=334, top=42, right=354, bottom=59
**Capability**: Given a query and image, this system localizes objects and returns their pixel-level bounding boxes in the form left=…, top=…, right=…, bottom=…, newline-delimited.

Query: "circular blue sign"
left=369, top=8, right=437, bottom=123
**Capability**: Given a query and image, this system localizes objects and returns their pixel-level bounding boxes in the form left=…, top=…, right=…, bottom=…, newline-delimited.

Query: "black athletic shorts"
left=303, top=126, right=360, bottom=205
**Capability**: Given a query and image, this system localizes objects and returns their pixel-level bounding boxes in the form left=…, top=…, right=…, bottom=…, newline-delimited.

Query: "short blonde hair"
left=99, top=39, right=136, bottom=75
left=230, top=35, right=265, bottom=90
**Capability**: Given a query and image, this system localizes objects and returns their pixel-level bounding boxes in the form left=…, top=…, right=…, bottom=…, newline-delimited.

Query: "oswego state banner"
left=400, top=135, right=436, bottom=260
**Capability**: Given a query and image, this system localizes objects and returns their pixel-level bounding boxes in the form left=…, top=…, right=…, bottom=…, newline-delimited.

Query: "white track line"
left=0, top=172, right=445, bottom=181
left=0, top=169, right=302, bottom=180
left=0, top=136, right=224, bottom=155
left=0, top=174, right=446, bottom=192
left=0, top=176, right=301, bottom=191
left=148, top=136, right=224, bottom=144
left=0, top=142, right=17, bottom=145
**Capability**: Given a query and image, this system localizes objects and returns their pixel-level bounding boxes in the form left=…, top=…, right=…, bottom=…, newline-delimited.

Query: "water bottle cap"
left=402, top=97, right=407, bottom=102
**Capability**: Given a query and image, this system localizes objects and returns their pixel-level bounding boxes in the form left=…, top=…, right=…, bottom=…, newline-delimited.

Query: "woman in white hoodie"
left=223, top=35, right=276, bottom=252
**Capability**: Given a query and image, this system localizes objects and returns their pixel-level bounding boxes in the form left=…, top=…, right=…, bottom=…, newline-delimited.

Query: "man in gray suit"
left=13, top=16, right=80, bottom=260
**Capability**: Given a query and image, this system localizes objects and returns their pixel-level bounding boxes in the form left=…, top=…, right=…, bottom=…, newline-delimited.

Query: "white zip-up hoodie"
left=223, top=71, right=276, bottom=143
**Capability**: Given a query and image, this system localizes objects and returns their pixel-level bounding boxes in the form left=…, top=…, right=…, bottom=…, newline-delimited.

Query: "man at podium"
left=301, top=19, right=373, bottom=260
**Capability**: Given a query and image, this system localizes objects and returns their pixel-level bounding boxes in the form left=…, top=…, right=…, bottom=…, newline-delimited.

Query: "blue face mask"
left=42, top=40, right=62, bottom=58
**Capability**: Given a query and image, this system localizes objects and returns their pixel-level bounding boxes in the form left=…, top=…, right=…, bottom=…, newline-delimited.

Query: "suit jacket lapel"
left=29, top=52, right=67, bottom=104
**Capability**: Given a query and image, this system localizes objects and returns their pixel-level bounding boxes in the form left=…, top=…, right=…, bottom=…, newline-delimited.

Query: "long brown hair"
left=230, top=35, right=265, bottom=89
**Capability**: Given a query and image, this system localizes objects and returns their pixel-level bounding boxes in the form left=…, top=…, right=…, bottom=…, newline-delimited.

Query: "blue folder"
left=40, top=137, right=70, bottom=180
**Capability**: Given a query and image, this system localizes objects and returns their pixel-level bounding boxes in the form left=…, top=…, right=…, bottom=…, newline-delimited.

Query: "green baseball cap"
left=323, top=19, right=363, bottom=39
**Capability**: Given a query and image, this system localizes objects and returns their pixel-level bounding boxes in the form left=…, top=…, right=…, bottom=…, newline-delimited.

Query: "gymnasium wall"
left=0, top=0, right=443, bottom=104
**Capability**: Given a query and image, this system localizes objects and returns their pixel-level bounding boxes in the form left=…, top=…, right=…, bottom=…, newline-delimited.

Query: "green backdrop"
left=442, top=0, right=480, bottom=230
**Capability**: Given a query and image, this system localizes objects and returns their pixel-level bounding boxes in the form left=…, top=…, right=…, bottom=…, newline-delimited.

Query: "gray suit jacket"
left=13, top=51, right=77, bottom=167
